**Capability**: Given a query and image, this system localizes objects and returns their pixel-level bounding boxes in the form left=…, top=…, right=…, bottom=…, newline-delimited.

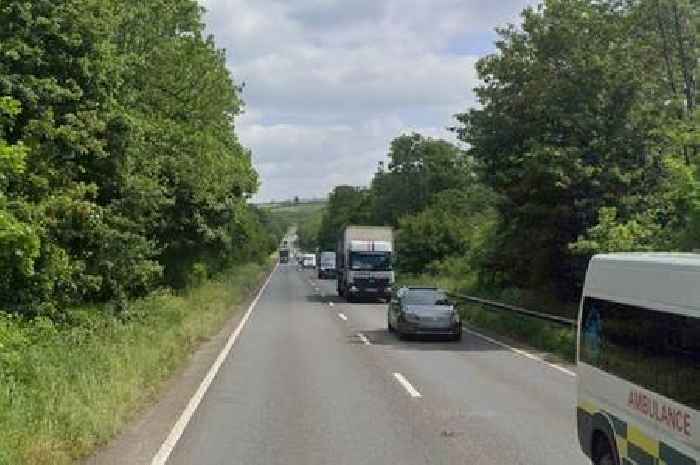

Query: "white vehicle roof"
left=585, top=253, right=700, bottom=316
left=350, top=240, right=392, bottom=252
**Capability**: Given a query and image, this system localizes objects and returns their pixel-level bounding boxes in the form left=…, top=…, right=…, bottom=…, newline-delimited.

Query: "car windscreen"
left=350, top=252, right=391, bottom=271
left=403, top=290, right=449, bottom=306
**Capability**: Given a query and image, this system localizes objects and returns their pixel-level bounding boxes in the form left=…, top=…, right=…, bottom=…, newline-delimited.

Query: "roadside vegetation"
left=0, top=1, right=285, bottom=464
left=0, top=1, right=282, bottom=315
left=313, top=0, right=699, bottom=351
left=0, top=260, right=274, bottom=465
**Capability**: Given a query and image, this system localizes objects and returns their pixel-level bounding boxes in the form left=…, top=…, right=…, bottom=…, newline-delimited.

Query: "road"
left=165, top=264, right=590, bottom=465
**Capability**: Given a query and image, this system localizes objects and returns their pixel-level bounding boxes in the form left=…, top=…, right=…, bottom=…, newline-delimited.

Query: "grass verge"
left=0, top=259, right=274, bottom=465
left=459, top=302, right=576, bottom=362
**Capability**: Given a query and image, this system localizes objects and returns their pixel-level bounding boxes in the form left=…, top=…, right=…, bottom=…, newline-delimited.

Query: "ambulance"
left=577, top=254, right=700, bottom=465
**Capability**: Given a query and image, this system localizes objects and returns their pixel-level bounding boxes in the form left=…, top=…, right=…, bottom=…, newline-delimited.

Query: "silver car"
left=387, top=287, right=462, bottom=341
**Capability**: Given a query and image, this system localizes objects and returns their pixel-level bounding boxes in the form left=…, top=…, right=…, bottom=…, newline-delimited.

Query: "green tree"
left=317, top=186, right=373, bottom=250
left=396, top=187, right=499, bottom=274
left=455, top=0, right=678, bottom=297
left=370, top=133, right=471, bottom=226
left=0, top=0, right=268, bottom=315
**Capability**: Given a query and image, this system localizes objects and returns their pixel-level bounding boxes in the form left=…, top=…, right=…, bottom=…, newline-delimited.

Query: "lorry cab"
left=337, top=226, right=394, bottom=302
left=279, top=248, right=290, bottom=263
left=576, top=253, right=700, bottom=465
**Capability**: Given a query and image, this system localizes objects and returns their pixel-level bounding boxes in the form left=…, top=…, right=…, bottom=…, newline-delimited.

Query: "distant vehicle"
left=387, top=287, right=461, bottom=341
left=576, top=254, right=700, bottom=465
left=318, top=251, right=336, bottom=279
left=336, top=226, right=394, bottom=302
left=279, top=248, right=290, bottom=263
left=302, top=253, right=316, bottom=269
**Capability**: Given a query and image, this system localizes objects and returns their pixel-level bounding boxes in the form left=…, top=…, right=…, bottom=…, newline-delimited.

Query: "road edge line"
left=150, top=263, right=278, bottom=465
left=461, top=326, right=576, bottom=377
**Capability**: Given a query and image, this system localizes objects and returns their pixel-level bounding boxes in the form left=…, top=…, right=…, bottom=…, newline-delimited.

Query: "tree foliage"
left=317, top=185, right=373, bottom=250
left=455, top=0, right=700, bottom=298
left=0, top=0, right=274, bottom=316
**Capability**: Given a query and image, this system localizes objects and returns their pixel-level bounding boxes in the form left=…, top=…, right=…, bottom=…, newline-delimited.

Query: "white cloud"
left=201, top=0, right=535, bottom=201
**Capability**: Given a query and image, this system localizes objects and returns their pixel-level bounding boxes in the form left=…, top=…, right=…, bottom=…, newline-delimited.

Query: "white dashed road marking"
left=337, top=313, right=348, bottom=321
left=357, top=333, right=371, bottom=345
left=393, top=372, right=422, bottom=398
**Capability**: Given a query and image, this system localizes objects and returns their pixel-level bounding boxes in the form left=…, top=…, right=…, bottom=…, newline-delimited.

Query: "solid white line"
left=461, top=326, right=576, bottom=377
left=357, top=333, right=371, bottom=345
left=337, top=312, right=348, bottom=321
left=151, top=263, right=278, bottom=465
left=393, top=372, right=422, bottom=398
left=329, top=302, right=334, bottom=307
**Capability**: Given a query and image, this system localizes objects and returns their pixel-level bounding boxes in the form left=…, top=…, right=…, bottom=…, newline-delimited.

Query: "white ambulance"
left=577, top=253, right=700, bottom=465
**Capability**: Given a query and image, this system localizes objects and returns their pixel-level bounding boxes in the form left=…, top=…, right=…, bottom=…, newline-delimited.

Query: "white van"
left=577, top=254, right=700, bottom=465
left=302, top=253, right=316, bottom=269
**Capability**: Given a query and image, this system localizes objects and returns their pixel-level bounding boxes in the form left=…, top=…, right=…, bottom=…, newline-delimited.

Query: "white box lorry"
left=336, top=226, right=394, bottom=302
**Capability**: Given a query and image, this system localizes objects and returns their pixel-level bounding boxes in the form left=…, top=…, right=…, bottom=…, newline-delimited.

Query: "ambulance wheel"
left=593, top=433, right=618, bottom=465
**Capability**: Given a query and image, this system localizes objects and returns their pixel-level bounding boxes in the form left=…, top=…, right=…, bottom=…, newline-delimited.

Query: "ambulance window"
left=581, top=297, right=700, bottom=410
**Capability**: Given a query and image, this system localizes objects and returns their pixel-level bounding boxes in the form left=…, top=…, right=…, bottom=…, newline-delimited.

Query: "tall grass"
left=0, top=260, right=273, bottom=465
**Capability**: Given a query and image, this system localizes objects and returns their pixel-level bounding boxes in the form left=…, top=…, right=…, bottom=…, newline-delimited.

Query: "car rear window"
left=403, top=290, right=449, bottom=306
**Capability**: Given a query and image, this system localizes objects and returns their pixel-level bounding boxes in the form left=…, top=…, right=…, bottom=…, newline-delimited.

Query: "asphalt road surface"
left=165, top=264, right=590, bottom=465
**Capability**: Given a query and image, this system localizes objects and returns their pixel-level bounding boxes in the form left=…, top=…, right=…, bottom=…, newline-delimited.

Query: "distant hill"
left=256, top=198, right=327, bottom=209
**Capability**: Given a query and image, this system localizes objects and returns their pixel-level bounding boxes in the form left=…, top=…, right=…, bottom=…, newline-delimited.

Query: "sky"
left=201, top=0, right=535, bottom=202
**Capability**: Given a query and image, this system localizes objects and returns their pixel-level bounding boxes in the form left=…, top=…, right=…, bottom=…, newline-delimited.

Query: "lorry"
left=279, top=248, right=290, bottom=263
left=336, top=226, right=394, bottom=302
left=317, top=251, right=336, bottom=279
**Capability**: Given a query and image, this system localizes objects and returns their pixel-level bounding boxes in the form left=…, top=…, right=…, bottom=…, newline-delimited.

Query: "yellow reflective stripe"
left=627, top=425, right=659, bottom=458
left=579, top=401, right=597, bottom=415
left=616, top=437, right=628, bottom=459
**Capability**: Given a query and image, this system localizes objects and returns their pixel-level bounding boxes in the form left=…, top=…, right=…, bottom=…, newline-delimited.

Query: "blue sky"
left=201, top=0, right=536, bottom=201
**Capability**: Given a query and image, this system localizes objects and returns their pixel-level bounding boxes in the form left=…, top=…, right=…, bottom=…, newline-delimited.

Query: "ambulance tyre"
left=593, top=432, right=618, bottom=465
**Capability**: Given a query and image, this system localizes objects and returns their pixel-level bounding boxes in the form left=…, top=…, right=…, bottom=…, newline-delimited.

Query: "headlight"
left=452, top=312, right=460, bottom=323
